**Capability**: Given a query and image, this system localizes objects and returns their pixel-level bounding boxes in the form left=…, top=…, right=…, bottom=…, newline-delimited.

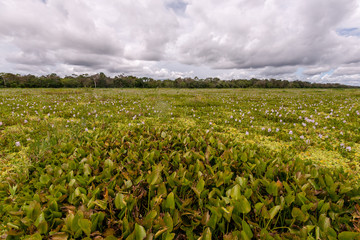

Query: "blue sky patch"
left=336, top=28, right=360, bottom=37
left=166, top=0, right=187, bottom=14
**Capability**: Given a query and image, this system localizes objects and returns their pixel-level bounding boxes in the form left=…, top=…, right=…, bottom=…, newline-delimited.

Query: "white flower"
left=85, top=128, right=89, bottom=132
left=15, top=141, right=21, bottom=147
left=0, top=122, right=2, bottom=126
left=289, top=130, right=293, bottom=135
left=346, top=146, right=351, bottom=151
left=24, top=119, right=28, bottom=123
left=276, top=128, right=279, bottom=132
left=300, top=135, right=304, bottom=139
left=302, top=123, right=306, bottom=127
left=268, top=128, right=271, bottom=132
left=245, top=131, right=249, bottom=135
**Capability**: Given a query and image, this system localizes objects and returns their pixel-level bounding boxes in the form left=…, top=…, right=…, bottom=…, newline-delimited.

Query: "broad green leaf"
left=115, top=193, right=126, bottom=209
left=165, top=192, right=175, bottom=210
left=266, top=181, right=278, bottom=196
left=147, top=164, right=163, bottom=185
left=196, top=178, right=205, bottom=194
left=324, top=174, right=334, bottom=188
left=135, top=223, right=146, bottom=240
left=237, top=195, right=251, bottom=214
left=78, top=219, right=92, bottom=236
left=269, top=205, right=281, bottom=220
left=164, top=212, right=173, bottom=232
left=242, top=220, right=253, bottom=239
left=40, top=174, right=50, bottom=184
left=338, top=231, right=360, bottom=240
left=291, top=207, right=307, bottom=222
left=318, top=214, right=331, bottom=233
left=202, top=227, right=212, bottom=240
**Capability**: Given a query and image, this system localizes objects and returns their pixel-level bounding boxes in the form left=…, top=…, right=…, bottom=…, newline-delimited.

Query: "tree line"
left=0, top=72, right=356, bottom=88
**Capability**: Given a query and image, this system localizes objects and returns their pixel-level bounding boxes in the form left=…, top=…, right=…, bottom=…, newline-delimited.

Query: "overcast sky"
left=1, top=0, right=360, bottom=85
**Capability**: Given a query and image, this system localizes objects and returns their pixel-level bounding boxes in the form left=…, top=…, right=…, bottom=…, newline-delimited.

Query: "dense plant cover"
left=0, top=72, right=357, bottom=89
left=0, top=89, right=359, bottom=239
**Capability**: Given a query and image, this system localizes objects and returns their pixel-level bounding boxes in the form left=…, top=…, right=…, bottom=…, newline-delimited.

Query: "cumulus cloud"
left=0, top=0, right=359, bottom=85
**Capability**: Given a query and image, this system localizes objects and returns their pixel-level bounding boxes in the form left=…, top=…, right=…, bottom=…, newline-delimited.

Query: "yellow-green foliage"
left=0, top=88, right=359, bottom=239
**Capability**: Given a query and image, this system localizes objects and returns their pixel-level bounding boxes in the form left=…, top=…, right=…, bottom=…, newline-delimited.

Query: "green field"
left=1, top=88, right=359, bottom=239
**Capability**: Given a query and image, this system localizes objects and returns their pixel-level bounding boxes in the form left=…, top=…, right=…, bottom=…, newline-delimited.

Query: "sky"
left=0, top=0, right=360, bottom=86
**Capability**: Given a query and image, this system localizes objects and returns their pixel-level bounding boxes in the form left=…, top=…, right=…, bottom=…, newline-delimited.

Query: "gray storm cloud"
left=0, top=0, right=359, bottom=85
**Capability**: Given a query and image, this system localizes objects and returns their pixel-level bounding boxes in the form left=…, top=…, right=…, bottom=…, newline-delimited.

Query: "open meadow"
left=0, top=88, right=360, bottom=239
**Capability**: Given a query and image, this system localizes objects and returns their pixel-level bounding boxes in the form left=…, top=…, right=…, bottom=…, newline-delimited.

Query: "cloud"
left=0, top=0, right=359, bottom=85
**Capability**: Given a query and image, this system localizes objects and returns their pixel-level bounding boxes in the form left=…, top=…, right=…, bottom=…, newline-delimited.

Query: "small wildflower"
left=85, top=128, right=89, bottom=132
left=15, top=141, right=21, bottom=147
left=300, top=135, right=304, bottom=139
left=245, top=131, right=249, bottom=135
left=289, top=130, right=293, bottom=135
left=346, top=146, right=351, bottom=151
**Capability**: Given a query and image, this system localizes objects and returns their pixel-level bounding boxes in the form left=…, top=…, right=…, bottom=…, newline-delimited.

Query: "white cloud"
left=0, top=0, right=359, bottom=85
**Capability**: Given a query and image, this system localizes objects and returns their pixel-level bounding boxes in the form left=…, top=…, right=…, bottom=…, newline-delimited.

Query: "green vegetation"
left=1, top=72, right=358, bottom=89
left=0, top=88, right=359, bottom=239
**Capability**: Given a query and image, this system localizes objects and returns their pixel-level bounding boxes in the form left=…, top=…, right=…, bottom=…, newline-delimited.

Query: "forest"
left=0, top=72, right=356, bottom=89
